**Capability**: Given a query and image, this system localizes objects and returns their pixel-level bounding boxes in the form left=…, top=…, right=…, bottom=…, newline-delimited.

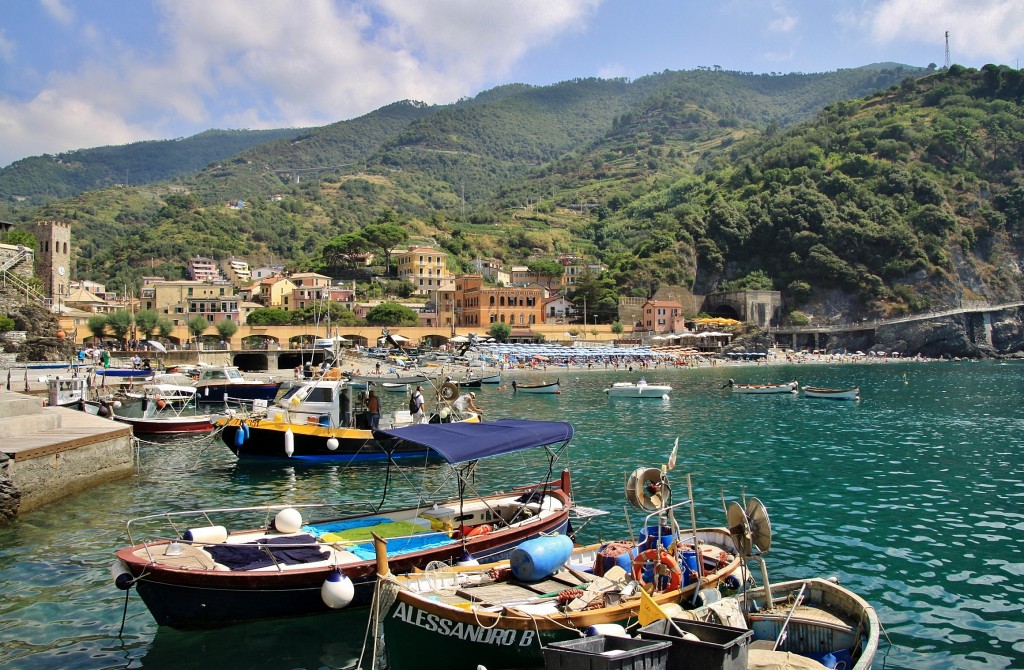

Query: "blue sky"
left=1, top=0, right=1021, bottom=167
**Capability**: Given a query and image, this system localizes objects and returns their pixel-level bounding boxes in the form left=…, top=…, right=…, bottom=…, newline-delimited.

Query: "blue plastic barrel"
left=681, top=550, right=699, bottom=585
left=638, top=525, right=675, bottom=550
left=510, top=535, right=574, bottom=582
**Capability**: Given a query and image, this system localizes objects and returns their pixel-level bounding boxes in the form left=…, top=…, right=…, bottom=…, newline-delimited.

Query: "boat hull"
left=194, top=382, right=281, bottom=404
left=803, top=386, right=860, bottom=400
left=511, top=380, right=560, bottom=394
left=730, top=381, right=798, bottom=394
left=116, top=486, right=572, bottom=628
left=604, top=384, right=673, bottom=398
left=115, top=415, right=215, bottom=434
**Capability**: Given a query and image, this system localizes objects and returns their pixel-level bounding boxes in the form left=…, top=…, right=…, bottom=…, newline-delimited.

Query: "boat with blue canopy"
left=112, top=419, right=583, bottom=628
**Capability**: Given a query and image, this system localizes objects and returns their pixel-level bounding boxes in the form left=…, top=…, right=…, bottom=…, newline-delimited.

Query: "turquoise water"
left=1, top=361, right=1023, bottom=669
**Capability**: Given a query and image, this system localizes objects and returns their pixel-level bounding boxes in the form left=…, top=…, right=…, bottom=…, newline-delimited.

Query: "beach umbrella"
left=532, top=355, right=550, bottom=361
left=148, top=340, right=167, bottom=354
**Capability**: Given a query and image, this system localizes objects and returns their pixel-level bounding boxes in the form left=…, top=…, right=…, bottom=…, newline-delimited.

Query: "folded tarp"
left=205, top=534, right=328, bottom=571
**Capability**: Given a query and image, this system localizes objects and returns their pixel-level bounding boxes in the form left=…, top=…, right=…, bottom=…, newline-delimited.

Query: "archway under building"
left=275, top=350, right=330, bottom=373
left=233, top=352, right=270, bottom=372
left=704, top=303, right=741, bottom=320
left=420, top=334, right=449, bottom=348
left=342, top=334, right=369, bottom=347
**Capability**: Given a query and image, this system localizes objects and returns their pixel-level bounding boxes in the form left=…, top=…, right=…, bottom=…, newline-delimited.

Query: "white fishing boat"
left=803, top=386, right=860, bottom=400
left=604, top=379, right=672, bottom=398
left=511, top=379, right=560, bottom=394
left=724, top=379, right=798, bottom=394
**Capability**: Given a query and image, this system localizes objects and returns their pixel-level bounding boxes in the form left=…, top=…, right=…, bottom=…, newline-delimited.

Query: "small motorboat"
left=803, top=386, right=860, bottom=400
left=380, top=382, right=409, bottom=393
left=723, top=379, right=798, bottom=394
left=44, top=376, right=90, bottom=408
left=511, top=379, right=560, bottom=394
left=477, top=373, right=501, bottom=384
left=604, top=379, right=672, bottom=398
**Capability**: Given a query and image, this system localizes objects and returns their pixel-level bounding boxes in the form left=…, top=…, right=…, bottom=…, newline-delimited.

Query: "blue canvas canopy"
left=373, top=419, right=574, bottom=464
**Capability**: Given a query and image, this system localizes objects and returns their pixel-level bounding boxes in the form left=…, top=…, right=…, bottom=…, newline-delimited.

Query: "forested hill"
left=564, top=64, right=1024, bottom=319
left=0, top=128, right=304, bottom=206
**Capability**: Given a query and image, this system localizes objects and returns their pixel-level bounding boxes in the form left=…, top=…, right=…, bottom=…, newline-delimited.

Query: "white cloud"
left=0, top=29, right=14, bottom=62
left=0, top=90, right=158, bottom=164
left=768, top=1, right=798, bottom=33
left=40, top=0, right=74, bottom=25
left=870, top=0, right=1024, bottom=63
left=0, top=0, right=603, bottom=164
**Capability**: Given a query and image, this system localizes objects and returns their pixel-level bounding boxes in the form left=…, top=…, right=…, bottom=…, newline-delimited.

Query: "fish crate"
left=637, top=618, right=752, bottom=670
left=542, top=635, right=671, bottom=670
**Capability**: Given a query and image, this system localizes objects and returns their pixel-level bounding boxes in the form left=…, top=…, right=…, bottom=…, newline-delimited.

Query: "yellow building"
left=256, top=276, right=297, bottom=309
left=396, top=247, right=454, bottom=295
left=143, top=280, right=240, bottom=326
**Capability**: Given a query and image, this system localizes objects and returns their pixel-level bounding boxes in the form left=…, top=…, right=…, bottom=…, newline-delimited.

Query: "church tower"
left=33, top=220, right=72, bottom=304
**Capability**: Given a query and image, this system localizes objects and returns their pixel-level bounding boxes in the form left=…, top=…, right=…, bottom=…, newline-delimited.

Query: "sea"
left=1, top=361, right=1022, bottom=669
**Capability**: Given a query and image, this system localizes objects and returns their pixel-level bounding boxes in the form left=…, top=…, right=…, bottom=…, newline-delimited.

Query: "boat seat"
left=133, top=542, right=226, bottom=571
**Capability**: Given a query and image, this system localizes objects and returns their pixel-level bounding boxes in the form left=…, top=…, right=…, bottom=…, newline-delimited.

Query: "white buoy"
left=112, top=400, right=122, bottom=409
left=284, top=428, right=295, bottom=457
left=662, top=394, right=670, bottom=400
left=110, top=560, right=133, bottom=590
left=321, top=570, right=355, bottom=608
left=326, top=437, right=339, bottom=451
left=274, top=507, right=302, bottom=534
left=183, top=525, right=228, bottom=543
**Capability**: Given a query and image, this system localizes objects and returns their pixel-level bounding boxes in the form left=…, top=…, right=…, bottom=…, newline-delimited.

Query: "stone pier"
left=0, top=391, right=134, bottom=521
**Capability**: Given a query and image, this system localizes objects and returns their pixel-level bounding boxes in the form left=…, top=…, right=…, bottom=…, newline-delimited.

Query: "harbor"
left=0, top=360, right=1021, bottom=669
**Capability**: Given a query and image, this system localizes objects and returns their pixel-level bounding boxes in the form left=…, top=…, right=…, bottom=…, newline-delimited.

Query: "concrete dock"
left=0, top=391, right=134, bottom=521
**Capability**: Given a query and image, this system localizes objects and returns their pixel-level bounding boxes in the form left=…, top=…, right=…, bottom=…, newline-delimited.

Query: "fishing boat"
left=511, top=379, right=560, bottom=394
left=192, top=365, right=281, bottom=405
left=111, top=419, right=579, bottom=628
left=44, top=376, right=90, bottom=408
left=113, top=411, right=216, bottom=435
left=604, top=379, right=673, bottom=398
left=803, top=386, right=860, bottom=400
left=735, top=577, right=880, bottom=670
left=217, top=378, right=478, bottom=461
left=477, top=372, right=501, bottom=384
left=375, top=464, right=742, bottom=670
left=724, top=379, right=798, bottom=394
left=380, top=382, right=409, bottom=392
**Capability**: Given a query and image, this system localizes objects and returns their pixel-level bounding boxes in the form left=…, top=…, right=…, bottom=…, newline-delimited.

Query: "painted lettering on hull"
left=394, top=602, right=537, bottom=647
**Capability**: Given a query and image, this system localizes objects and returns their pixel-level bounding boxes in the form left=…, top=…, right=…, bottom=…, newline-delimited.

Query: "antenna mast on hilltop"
left=944, top=31, right=951, bottom=69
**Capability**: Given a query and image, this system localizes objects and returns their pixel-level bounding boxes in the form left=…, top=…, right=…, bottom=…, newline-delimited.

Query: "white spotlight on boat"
left=321, top=569, right=354, bottom=608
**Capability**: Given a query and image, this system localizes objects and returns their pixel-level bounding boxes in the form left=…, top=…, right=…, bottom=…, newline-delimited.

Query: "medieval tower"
left=33, top=220, right=72, bottom=305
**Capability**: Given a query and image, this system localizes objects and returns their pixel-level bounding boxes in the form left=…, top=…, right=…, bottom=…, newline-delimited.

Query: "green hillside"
left=21, top=62, right=1020, bottom=327
left=0, top=128, right=304, bottom=207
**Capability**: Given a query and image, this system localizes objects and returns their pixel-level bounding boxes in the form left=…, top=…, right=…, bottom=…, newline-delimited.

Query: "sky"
left=0, top=0, right=1022, bottom=168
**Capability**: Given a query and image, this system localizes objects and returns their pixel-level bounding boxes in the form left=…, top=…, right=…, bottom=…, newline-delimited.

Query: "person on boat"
left=366, top=390, right=381, bottom=429
left=453, top=391, right=481, bottom=417
left=411, top=385, right=425, bottom=423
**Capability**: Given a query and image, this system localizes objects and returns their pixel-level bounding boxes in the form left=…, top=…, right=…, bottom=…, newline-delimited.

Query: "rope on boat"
left=360, top=574, right=400, bottom=670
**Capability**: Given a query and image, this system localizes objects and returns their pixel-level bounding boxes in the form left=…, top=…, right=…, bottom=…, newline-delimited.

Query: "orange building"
left=640, top=299, right=683, bottom=333
left=454, top=275, right=544, bottom=329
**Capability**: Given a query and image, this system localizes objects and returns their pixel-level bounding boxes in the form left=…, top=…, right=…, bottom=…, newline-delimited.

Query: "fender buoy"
left=631, top=549, right=683, bottom=593
left=156, top=397, right=167, bottom=410
left=438, top=382, right=459, bottom=401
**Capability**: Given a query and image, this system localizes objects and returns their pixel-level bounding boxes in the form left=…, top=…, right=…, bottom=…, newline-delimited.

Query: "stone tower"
left=33, top=220, right=72, bottom=302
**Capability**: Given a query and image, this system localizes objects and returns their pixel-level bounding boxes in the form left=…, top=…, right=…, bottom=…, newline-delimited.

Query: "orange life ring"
left=457, top=524, right=493, bottom=539
left=631, top=549, right=682, bottom=592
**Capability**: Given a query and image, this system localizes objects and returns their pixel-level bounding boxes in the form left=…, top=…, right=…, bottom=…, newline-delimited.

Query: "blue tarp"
left=373, top=419, right=574, bottom=464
